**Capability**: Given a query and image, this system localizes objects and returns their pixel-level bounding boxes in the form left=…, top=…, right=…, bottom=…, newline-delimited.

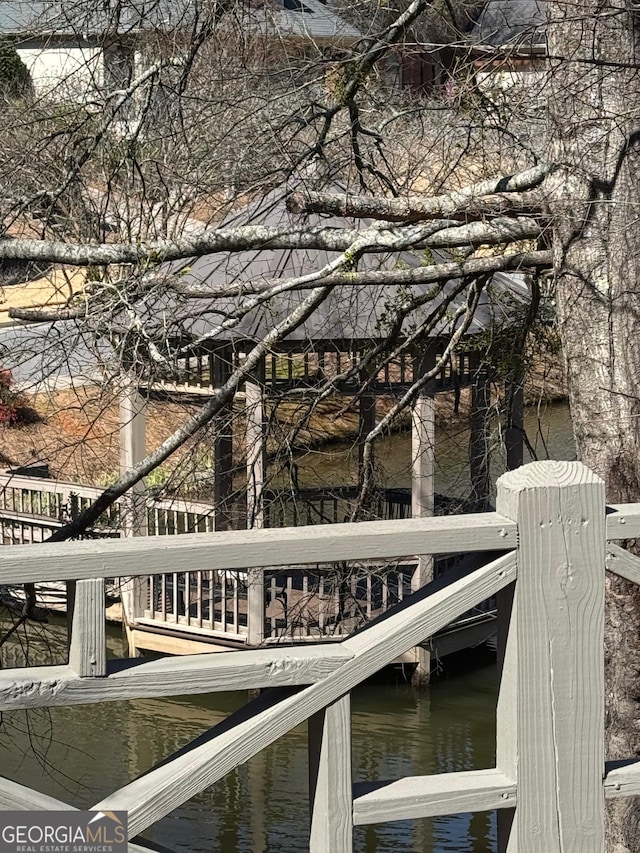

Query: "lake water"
left=292, top=400, right=576, bottom=499
left=0, top=403, right=576, bottom=852
left=0, top=623, right=499, bottom=853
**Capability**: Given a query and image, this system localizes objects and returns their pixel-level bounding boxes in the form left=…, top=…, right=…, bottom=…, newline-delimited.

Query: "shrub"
left=0, top=371, right=40, bottom=426
left=0, top=37, right=32, bottom=98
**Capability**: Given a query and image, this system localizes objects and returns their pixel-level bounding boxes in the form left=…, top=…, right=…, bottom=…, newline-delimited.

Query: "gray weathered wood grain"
left=0, top=513, right=516, bottom=585
left=309, top=694, right=352, bottom=852
left=606, top=543, right=640, bottom=586
left=496, top=580, right=517, bottom=852
left=606, top=503, right=640, bottom=539
left=606, top=504, right=640, bottom=539
left=0, top=645, right=353, bottom=710
left=68, top=578, right=107, bottom=677
left=353, top=768, right=517, bottom=824
left=604, top=759, right=640, bottom=798
left=496, top=461, right=605, bottom=853
left=0, top=777, right=77, bottom=811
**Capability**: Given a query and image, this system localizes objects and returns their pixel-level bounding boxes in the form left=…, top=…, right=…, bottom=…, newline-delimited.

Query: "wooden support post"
left=410, top=355, right=436, bottom=686
left=214, top=349, right=234, bottom=531
left=470, top=366, right=491, bottom=511
left=496, top=461, right=605, bottom=852
left=68, top=578, right=107, bottom=677
left=357, top=392, right=376, bottom=485
left=410, top=385, right=436, bottom=526
left=496, top=580, right=517, bottom=851
left=411, top=387, right=435, bottom=562
left=309, top=694, right=353, bottom=853
left=246, top=364, right=266, bottom=529
left=505, top=381, right=524, bottom=471
left=120, top=384, right=148, bottom=538
left=247, top=566, right=265, bottom=647
left=119, top=383, right=148, bottom=653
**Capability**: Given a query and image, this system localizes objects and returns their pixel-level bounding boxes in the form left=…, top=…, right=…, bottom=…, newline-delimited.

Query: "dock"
left=0, top=470, right=497, bottom=669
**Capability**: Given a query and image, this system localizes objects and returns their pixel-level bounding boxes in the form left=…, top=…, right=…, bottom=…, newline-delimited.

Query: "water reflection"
left=291, top=401, right=575, bottom=500
left=1, top=618, right=499, bottom=852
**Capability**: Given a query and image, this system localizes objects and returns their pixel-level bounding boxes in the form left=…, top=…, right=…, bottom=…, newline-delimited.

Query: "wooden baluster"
left=309, top=694, right=353, bottom=853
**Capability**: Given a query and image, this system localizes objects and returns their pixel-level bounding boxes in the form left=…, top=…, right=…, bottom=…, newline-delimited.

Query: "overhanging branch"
left=172, top=248, right=552, bottom=297
left=0, top=217, right=543, bottom=267
left=288, top=165, right=551, bottom=222
left=8, top=250, right=551, bottom=324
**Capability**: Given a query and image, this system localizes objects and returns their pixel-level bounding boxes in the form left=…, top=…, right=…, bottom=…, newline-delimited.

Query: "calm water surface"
left=292, top=401, right=575, bottom=498
left=1, top=403, right=576, bottom=852
left=1, top=624, right=498, bottom=853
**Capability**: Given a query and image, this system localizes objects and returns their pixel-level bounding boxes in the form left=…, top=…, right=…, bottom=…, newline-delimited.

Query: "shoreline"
left=0, top=364, right=568, bottom=489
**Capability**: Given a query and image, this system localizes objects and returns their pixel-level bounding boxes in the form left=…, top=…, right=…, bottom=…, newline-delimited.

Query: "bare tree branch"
left=9, top=249, right=550, bottom=324
left=8, top=307, right=87, bottom=322
left=288, top=165, right=551, bottom=221
left=0, top=217, right=543, bottom=267
left=170, top=248, right=551, bottom=298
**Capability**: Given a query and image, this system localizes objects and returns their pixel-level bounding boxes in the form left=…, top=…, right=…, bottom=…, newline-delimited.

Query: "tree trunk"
left=547, top=3, right=640, bottom=849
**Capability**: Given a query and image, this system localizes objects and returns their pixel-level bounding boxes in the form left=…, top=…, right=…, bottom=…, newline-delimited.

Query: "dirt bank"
left=0, top=357, right=567, bottom=489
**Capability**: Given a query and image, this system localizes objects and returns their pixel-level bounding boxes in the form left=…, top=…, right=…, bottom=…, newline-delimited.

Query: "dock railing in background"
left=0, top=474, right=455, bottom=644
left=0, top=471, right=216, bottom=540
left=1, top=461, right=638, bottom=851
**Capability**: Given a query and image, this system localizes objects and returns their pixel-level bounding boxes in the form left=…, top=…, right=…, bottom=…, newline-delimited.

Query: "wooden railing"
left=263, top=486, right=473, bottom=527
left=1, top=474, right=463, bottom=643
left=0, top=471, right=216, bottom=538
left=1, top=460, right=638, bottom=851
left=171, top=346, right=475, bottom=393
left=263, top=486, right=413, bottom=527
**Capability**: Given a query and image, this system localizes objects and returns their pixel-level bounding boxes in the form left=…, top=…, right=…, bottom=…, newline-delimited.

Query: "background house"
left=473, top=0, right=546, bottom=50
left=0, top=0, right=360, bottom=101
left=470, top=0, right=547, bottom=102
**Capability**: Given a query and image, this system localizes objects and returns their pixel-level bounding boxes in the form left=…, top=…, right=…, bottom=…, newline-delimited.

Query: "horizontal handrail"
left=0, top=471, right=216, bottom=519
left=0, top=512, right=517, bottom=585
left=0, top=645, right=354, bottom=711
left=606, top=505, right=640, bottom=539
left=0, top=507, right=63, bottom=526
left=352, top=768, right=517, bottom=824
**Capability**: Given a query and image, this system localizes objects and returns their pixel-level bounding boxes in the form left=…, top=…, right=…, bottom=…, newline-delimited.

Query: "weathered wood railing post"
left=308, top=694, right=352, bottom=853
left=119, top=382, right=148, bottom=656
left=68, top=578, right=107, bottom=677
left=496, top=461, right=605, bottom=852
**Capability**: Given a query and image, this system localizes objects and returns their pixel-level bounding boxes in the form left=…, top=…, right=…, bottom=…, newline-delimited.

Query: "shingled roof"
left=154, top=184, right=530, bottom=346
left=0, top=0, right=360, bottom=42
left=473, top=0, right=546, bottom=48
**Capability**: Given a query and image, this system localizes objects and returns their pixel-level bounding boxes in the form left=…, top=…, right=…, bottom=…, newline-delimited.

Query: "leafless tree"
left=6, top=2, right=640, bottom=845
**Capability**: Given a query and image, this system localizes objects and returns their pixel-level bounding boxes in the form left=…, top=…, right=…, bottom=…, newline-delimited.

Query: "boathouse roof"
left=155, top=183, right=530, bottom=347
